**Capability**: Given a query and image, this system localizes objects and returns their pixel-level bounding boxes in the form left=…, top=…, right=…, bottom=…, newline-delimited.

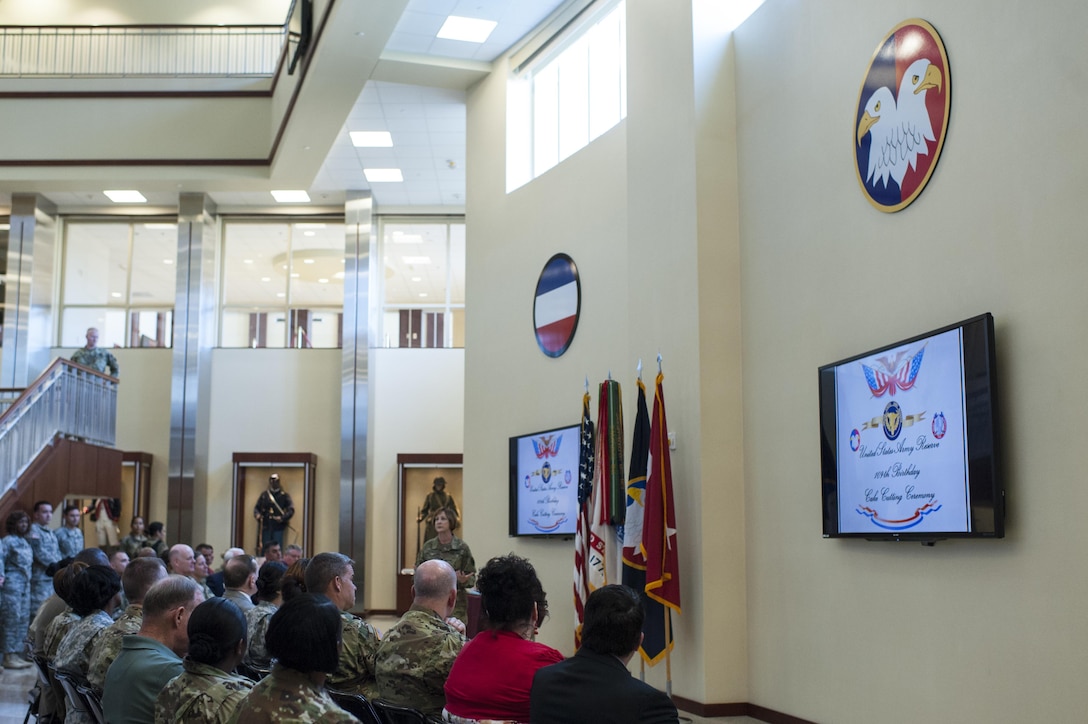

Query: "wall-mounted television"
left=509, top=422, right=580, bottom=537
left=819, top=313, right=1004, bottom=544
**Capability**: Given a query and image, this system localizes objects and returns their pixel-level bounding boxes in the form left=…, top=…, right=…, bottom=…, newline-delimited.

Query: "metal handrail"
left=0, top=24, right=285, bottom=78
left=0, top=358, right=117, bottom=498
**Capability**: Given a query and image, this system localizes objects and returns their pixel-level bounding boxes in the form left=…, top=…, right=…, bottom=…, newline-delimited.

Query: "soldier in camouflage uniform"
left=54, top=565, right=122, bottom=724
left=154, top=597, right=254, bottom=724
left=244, top=561, right=287, bottom=670
left=71, top=327, right=120, bottom=376
left=376, top=560, right=466, bottom=717
left=304, top=552, right=382, bottom=698
left=0, top=511, right=34, bottom=669
left=29, top=501, right=62, bottom=615
left=55, top=505, right=85, bottom=559
left=87, top=557, right=168, bottom=689
left=228, top=594, right=359, bottom=724
left=415, top=507, right=476, bottom=621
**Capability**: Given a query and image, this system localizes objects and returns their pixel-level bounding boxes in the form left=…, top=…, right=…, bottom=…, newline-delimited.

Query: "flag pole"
left=665, top=608, right=673, bottom=697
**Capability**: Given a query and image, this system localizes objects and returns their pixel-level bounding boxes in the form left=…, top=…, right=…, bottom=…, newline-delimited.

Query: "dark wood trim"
left=232, top=452, right=317, bottom=465
left=745, top=704, right=820, bottom=724
left=397, top=454, right=463, bottom=466
left=672, top=697, right=748, bottom=718
left=0, top=158, right=267, bottom=167
left=121, top=451, right=154, bottom=465
left=363, top=609, right=398, bottom=618
left=0, top=91, right=270, bottom=100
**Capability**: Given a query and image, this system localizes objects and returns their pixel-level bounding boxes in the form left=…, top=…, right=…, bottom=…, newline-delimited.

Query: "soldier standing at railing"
left=71, top=327, right=120, bottom=377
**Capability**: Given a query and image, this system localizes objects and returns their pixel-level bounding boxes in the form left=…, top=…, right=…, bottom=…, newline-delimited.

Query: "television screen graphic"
left=509, top=423, right=580, bottom=536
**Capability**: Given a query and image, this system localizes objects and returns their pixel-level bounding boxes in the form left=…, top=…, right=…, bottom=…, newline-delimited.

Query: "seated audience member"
left=282, top=544, right=303, bottom=568
left=31, top=548, right=109, bottom=653
left=102, top=575, right=205, bottom=724
left=244, top=561, right=287, bottom=669
left=376, top=559, right=466, bottom=717
left=195, top=543, right=215, bottom=568
left=444, top=554, right=562, bottom=723
left=304, top=551, right=381, bottom=697
left=41, top=563, right=87, bottom=659
left=168, top=544, right=197, bottom=576
left=280, top=557, right=309, bottom=602
left=54, top=565, right=122, bottom=724
left=259, top=541, right=282, bottom=566
left=227, top=594, right=357, bottom=724
left=206, top=547, right=244, bottom=597
left=193, top=550, right=215, bottom=601
left=530, top=585, right=679, bottom=724
left=87, top=557, right=168, bottom=689
left=222, top=555, right=258, bottom=612
left=154, top=597, right=253, bottom=724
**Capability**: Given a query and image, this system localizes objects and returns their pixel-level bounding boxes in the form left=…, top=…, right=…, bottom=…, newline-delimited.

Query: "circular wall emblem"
left=533, top=253, right=581, bottom=358
left=855, top=19, right=950, bottom=212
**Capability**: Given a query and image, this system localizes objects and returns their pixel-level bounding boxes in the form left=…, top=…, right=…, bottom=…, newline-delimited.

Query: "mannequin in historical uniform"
left=253, top=474, right=294, bottom=552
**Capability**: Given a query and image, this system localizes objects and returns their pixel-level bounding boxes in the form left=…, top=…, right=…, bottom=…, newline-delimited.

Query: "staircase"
left=0, top=358, right=119, bottom=515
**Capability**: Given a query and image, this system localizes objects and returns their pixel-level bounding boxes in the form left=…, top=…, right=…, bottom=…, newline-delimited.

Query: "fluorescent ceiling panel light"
left=163, top=259, right=174, bottom=265
left=271, top=190, right=311, bottom=203
left=0, top=223, right=10, bottom=230
left=363, top=168, right=404, bottom=183
left=437, top=15, right=497, bottom=43
left=350, top=131, right=393, bottom=147
left=402, top=256, right=432, bottom=265
left=104, top=190, right=147, bottom=203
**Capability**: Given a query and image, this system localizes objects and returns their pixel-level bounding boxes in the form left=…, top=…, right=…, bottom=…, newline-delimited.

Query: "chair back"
left=327, top=689, right=383, bottom=724
left=50, top=667, right=89, bottom=716
left=372, top=699, right=432, bottom=723
left=76, top=679, right=105, bottom=724
left=235, top=660, right=270, bottom=682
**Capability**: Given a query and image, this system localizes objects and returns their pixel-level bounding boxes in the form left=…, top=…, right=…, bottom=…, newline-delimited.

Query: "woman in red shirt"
left=443, top=554, right=563, bottom=723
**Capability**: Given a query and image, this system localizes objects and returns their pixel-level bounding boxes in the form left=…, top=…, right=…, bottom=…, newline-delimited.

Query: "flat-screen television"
left=509, top=422, right=580, bottom=537
left=819, top=313, right=1004, bottom=543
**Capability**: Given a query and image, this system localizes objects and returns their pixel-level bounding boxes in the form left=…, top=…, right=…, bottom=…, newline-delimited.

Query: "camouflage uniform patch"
left=55, top=610, right=113, bottom=724
left=154, top=657, right=253, bottom=724
left=327, top=611, right=381, bottom=699
left=0, top=534, right=33, bottom=654
left=88, top=604, right=143, bottom=690
left=227, top=663, right=360, bottom=723
left=244, top=601, right=277, bottom=669
left=375, top=604, right=465, bottom=717
left=72, top=346, right=119, bottom=377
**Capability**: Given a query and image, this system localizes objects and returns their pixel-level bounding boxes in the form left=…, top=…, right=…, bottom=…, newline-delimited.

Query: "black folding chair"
left=327, top=689, right=383, bottom=724
left=371, top=699, right=434, bottom=724
left=235, top=660, right=271, bottom=682
left=49, top=667, right=89, bottom=720
left=75, top=679, right=105, bottom=724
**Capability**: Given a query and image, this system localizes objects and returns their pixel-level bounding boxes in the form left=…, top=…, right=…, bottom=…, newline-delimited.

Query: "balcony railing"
left=0, top=358, right=117, bottom=497
left=0, top=24, right=285, bottom=78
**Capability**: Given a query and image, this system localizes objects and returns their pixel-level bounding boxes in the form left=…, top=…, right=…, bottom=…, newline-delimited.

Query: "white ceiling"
left=0, top=0, right=569, bottom=214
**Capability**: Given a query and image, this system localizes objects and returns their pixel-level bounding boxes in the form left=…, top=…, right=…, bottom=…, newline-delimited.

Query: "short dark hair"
left=5, top=511, right=28, bottom=535
left=75, top=548, right=110, bottom=567
left=266, top=594, right=341, bottom=673
left=187, top=598, right=247, bottom=666
left=70, top=565, right=122, bottom=616
left=63, top=505, right=80, bottom=516
left=477, top=554, right=545, bottom=629
left=255, top=561, right=288, bottom=602
left=262, top=541, right=280, bottom=555
left=223, top=555, right=257, bottom=589
left=143, top=575, right=201, bottom=619
left=147, top=521, right=164, bottom=536
left=123, top=557, right=167, bottom=602
left=281, top=558, right=310, bottom=602
left=32, top=500, right=51, bottom=513
left=580, top=585, right=644, bottom=657
left=195, top=544, right=213, bottom=554
left=304, top=552, right=353, bottom=596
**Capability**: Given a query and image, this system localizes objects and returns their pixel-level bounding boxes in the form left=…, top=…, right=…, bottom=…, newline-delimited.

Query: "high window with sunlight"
left=507, top=0, right=627, bottom=191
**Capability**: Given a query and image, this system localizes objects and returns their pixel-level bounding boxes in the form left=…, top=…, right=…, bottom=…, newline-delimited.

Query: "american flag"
left=573, top=391, right=595, bottom=646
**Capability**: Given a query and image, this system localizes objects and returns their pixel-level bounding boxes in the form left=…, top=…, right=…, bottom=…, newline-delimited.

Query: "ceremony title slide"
left=835, top=328, right=972, bottom=534
left=514, top=425, right=579, bottom=535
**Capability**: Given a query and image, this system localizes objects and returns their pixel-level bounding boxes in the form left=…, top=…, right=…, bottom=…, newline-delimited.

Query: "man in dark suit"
left=530, top=585, right=679, bottom=724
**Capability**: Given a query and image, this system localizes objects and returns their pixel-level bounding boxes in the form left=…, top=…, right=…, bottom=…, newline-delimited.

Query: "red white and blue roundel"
left=855, top=19, right=950, bottom=212
left=533, top=253, right=581, bottom=358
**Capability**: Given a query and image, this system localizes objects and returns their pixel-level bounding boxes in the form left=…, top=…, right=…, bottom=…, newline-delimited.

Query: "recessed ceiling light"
left=104, top=190, right=147, bottom=203
left=437, top=15, right=497, bottom=43
left=402, top=256, right=432, bottom=265
left=363, top=168, right=404, bottom=183
left=290, top=273, right=300, bottom=278
left=110, top=292, right=123, bottom=298
left=271, top=190, right=311, bottom=203
left=304, top=231, right=316, bottom=237
left=276, top=292, right=286, bottom=298
left=318, top=278, right=329, bottom=284
left=261, top=277, right=271, bottom=282
left=350, top=131, right=393, bottom=147
left=244, top=259, right=254, bottom=264
left=163, top=259, right=174, bottom=265
left=411, top=276, right=422, bottom=282
left=0, top=224, right=10, bottom=231
left=419, top=292, right=429, bottom=298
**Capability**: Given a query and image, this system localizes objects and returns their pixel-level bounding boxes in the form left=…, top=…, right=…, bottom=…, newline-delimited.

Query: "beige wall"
left=462, top=0, right=746, bottom=706
left=736, top=0, right=1088, bottom=721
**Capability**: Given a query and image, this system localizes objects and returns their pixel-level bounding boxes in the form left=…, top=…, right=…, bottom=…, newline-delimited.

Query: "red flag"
left=644, top=371, right=680, bottom=612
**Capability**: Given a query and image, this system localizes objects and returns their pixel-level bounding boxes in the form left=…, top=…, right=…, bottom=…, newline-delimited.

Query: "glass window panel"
left=449, top=223, right=465, bottom=305
left=558, top=36, right=589, bottom=162
left=131, top=310, right=173, bottom=347
left=223, top=223, right=289, bottom=307
left=61, top=307, right=127, bottom=348
left=382, top=222, right=449, bottom=307
left=588, top=10, right=622, bottom=141
left=289, top=223, right=345, bottom=308
left=532, top=63, right=559, bottom=176
left=64, top=223, right=130, bottom=305
left=130, top=224, right=178, bottom=306
left=306, top=310, right=342, bottom=349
